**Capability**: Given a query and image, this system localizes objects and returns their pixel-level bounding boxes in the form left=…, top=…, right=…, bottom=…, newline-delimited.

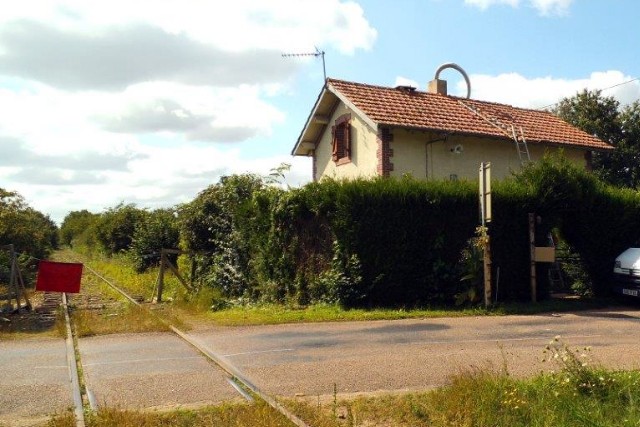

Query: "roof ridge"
left=321, top=77, right=611, bottom=151
left=327, top=77, right=552, bottom=114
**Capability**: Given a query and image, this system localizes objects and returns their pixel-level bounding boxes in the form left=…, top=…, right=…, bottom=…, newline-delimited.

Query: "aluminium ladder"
left=458, top=100, right=531, bottom=166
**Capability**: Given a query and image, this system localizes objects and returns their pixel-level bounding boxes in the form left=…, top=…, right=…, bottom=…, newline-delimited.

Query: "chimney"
left=428, top=78, right=447, bottom=95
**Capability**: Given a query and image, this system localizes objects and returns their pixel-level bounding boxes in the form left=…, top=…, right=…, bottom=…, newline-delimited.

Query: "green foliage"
left=0, top=188, right=58, bottom=284
left=263, top=177, right=478, bottom=307
left=455, top=232, right=485, bottom=306
left=94, top=203, right=146, bottom=255
left=500, top=153, right=640, bottom=297
left=59, top=209, right=99, bottom=249
left=98, top=153, right=640, bottom=308
left=554, top=89, right=640, bottom=189
left=178, top=174, right=266, bottom=297
left=130, top=208, right=180, bottom=272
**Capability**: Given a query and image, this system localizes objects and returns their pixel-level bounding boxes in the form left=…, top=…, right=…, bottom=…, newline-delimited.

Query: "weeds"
left=282, top=340, right=640, bottom=427
left=46, top=401, right=294, bottom=427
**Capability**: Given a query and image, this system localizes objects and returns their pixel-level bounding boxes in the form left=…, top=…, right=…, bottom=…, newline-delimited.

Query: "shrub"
left=130, top=208, right=180, bottom=272
left=95, top=203, right=146, bottom=255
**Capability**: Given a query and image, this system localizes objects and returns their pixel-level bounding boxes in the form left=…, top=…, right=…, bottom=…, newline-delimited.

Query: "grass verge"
left=46, top=401, right=294, bottom=427
left=62, top=249, right=626, bottom=328
left=285, top=362, right=640, bottom=427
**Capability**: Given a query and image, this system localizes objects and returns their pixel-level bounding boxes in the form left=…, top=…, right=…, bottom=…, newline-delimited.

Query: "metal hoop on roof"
left=434, top=63, right=471, bottom=99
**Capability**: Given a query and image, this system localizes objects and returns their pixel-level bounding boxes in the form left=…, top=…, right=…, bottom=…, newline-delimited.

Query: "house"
left=291, top=77, right=613, bottom=182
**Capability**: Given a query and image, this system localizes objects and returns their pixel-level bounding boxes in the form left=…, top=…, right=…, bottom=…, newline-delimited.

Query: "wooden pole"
left=9, top=248, right=19, bottom=311
left=483, top=233, right=492, bottom=306
left=14, top=255, right=32, bottom=310
left=157, top=250, right=166, bottom=303
left=529, top=213, right=537, bottom=303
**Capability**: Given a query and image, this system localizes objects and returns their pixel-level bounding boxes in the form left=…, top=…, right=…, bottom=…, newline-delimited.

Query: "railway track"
left=60, top=258, right=310, bottom=427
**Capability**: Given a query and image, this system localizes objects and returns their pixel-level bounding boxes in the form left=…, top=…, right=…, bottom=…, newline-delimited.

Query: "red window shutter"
left=331, top=125, right=338, bottom=161
left=344, top=122, right=351, bottom=158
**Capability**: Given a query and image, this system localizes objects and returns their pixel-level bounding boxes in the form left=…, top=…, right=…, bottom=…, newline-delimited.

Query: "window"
left=332, top=114, right=351, bottom=165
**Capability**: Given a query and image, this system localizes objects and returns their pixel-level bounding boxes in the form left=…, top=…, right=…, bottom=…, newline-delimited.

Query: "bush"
left=95, top=203, right=146, bottom=255
left=1, top=188, right=58, bottom=284
left=176, top=154, right=640, bottom=308
left=130, top=208, right=180, bottom=272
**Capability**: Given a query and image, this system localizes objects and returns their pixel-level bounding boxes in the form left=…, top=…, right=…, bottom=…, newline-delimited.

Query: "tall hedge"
left=265, top=178, right=479, bottom=307
left=178, top=155, right=640, bottom=308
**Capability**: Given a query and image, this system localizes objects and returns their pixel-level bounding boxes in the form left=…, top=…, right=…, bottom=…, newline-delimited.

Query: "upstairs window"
left=332, top=114, right=351, bottom=165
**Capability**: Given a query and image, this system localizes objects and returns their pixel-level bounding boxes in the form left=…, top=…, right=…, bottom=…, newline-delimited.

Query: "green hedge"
left=178, top=155, right=640, bottom=308
left=265, top=178, right=478, bottom=307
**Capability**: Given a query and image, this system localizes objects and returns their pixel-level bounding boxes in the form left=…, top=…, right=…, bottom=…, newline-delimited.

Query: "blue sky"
left=0, top=0, right=638, bottom=223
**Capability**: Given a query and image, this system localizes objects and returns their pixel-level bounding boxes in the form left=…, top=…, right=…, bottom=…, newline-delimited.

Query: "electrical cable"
left=537, top=76, right=640, bottom=110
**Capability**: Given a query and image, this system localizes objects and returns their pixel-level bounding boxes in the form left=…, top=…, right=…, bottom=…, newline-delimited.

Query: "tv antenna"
left=282, top=47, right=326, bottom=81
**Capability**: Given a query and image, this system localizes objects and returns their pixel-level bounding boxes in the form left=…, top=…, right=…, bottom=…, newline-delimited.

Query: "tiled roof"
left=327, top=78, right=612, bottom=151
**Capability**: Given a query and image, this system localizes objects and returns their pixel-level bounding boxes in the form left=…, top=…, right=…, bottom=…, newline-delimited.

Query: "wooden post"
left=529, top=213, right=537, bottom=303
left=156, top=250, right=166, bottom=303
left=3, top=244, right=32, bottom=312
left=479, top=162, right=492, bottom=307
left=483, top=233, right=492, bottom=306
left=8, top=248, right=20, bottom=310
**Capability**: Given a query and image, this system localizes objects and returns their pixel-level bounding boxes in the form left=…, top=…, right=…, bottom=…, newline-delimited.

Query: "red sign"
left=35, top=261, right=83, bottom=293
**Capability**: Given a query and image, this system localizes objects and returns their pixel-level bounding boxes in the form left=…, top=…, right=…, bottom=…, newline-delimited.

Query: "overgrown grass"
left=46, top=401, right=294, bottom=427
left=72, top=304, right=170, bottom=337
left=284, top=341, right=640, bottom=426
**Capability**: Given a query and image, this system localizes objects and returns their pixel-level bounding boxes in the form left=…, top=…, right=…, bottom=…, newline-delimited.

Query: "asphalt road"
left=0, top=338, right=72, bottom=426
left=192, top=308, right=640, bottom=398
left=78, top=332, right=241, bottom=410
left=3, top=307, right=640, bottom=425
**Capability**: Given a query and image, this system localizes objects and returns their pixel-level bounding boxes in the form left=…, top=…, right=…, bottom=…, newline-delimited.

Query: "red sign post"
left=35, top=261, right=83, bottom=293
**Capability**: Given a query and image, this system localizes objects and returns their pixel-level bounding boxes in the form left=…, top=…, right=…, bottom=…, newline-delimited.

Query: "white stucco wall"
left=390, top=129, right=587, bottom=181
left=314, top=104, right=379, bottom=181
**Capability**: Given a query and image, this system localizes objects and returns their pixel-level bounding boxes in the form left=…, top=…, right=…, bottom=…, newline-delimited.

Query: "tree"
left=553, top=90, right=640, bottom=188
left=95, top=203, right=146, bottom=255
left=178, top=174, right=264, bottom=296
left=1, top=188, right=58, bottom=283
left=130, top=208, right=180, bottom=272
left=60, top=210, right=99, bottom=247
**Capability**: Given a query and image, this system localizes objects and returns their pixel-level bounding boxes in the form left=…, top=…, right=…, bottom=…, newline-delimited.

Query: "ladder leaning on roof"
left=511, top=125, right=531, bottom=166
left=458, top=100, right=531, bottom=166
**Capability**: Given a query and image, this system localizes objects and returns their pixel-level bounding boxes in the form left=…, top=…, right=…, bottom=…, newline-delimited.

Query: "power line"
left=537, top=76, right=640, bottom=110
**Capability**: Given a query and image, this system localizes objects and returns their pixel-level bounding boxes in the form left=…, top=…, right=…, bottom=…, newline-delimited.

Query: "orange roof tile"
left=327, top=78, right=612, bottom=151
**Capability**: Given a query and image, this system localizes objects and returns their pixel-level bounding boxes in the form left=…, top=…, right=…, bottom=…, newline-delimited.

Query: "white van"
left=613, top=247, right=640, bottom=298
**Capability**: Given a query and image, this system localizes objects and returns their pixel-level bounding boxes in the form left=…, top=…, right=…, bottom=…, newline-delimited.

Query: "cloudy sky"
left=1, top=0, right=639, bottom=223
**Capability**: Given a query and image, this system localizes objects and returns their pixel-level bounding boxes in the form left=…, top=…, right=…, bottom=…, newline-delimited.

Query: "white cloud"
left=464, top=0, right=518, bottom=10
left=0, top=1, right=375, bottom=223
left=464, top=0, right=573, bottom=16
left=530, top=0, right=572, bottom=16
left=0, top=0, right=377, bottom=55
left=454, top=70, right=640, bottom=109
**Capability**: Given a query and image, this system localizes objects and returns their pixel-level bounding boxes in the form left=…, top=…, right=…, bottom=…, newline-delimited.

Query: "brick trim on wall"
left=312, top=149, right=318, bottom=181
left=377, top=127, right=394, bottom=177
